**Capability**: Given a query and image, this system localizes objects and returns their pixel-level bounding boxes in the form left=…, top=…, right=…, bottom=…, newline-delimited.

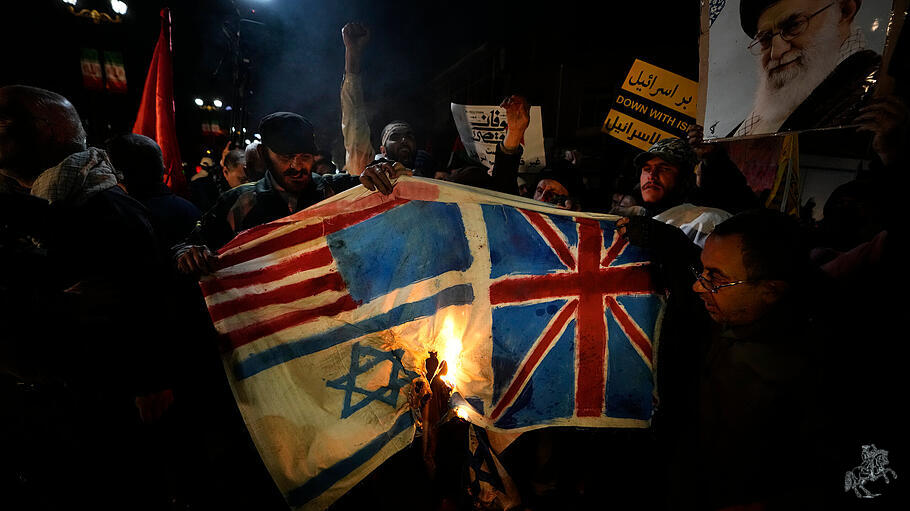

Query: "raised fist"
left=342, top=22, right=370, bottom=53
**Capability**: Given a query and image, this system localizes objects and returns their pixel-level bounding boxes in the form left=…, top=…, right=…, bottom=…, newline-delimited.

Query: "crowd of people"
left=1, top=14, right=908, bottom=511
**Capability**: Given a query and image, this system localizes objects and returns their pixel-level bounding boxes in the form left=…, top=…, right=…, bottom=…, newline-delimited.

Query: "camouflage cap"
left=633, top=137, right=698, bottom=172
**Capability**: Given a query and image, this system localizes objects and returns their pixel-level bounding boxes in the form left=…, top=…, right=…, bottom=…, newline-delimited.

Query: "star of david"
left=326, top=342, right=419, bottom=419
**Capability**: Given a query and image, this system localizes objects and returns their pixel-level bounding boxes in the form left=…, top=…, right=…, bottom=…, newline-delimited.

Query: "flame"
left=437, top=314, right=463, bottom=389
left=455, top=406, right=470, bottom=420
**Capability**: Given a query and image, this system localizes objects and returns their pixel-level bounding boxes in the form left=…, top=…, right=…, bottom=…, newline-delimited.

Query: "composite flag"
left=201, top=177, right=663, bottom=509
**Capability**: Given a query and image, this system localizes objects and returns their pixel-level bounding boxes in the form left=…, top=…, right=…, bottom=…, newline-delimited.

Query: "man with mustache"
left=733, top=0, right=880, bottom=136
left=175, top=111, right=407, bottom=275
left=619, top=137, right=733, bottom=247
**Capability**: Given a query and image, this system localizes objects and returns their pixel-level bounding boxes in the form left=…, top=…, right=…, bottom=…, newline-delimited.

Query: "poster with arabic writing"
left=602, top=59, right=698, bottom=151
left=451, top=103, right=546, bottom=173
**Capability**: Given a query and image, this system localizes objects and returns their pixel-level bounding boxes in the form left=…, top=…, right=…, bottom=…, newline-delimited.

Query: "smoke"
left=241, top=1, right=437, bottom=165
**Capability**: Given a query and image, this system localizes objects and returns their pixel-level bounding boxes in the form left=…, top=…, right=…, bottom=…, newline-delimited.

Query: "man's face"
left=693, top=234, right=777, bottom=326
left=312, top=154, right=336, bottom=175
left=381, top=126, right=416, bottom=167
left=639, top=157, right=679, bottom=204
left=533, top=179, right=569, bottom=203
left=755, top=0, right=849, bottom=90
left=222, top=162, right=248, bottom=188
left=263, top=146, right=314, bottom=193
left=612, top=193, right=637, bottom=210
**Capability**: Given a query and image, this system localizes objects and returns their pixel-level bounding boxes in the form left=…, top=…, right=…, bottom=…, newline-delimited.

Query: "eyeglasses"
left=689, top=266, right=751, bottom=294
left=747, top=2, right=835, bottom=55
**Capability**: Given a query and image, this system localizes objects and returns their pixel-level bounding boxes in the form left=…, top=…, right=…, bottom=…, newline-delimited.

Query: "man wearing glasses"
left=733, top=0, right=880, bottom=136
left=677, top=210, right=875, bottom=508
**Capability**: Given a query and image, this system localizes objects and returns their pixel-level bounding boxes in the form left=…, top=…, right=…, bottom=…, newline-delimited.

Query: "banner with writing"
left=451, top=103, right=546, bottom=172
left=603, top=59, right=697, bottom=151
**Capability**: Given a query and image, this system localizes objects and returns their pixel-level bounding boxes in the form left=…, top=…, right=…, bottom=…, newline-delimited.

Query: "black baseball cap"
left=258, top=112, right=318, bottom=155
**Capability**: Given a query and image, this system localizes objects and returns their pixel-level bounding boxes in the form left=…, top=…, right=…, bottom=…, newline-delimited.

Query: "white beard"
left=737, top=16, right=845, bottom=136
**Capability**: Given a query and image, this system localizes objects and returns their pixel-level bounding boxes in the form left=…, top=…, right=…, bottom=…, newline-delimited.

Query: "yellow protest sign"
left=603, top=110, right=679, bottom=152
left=604, top=59, right=697, bottom=150
left=620, top=59, right=697, bottom=116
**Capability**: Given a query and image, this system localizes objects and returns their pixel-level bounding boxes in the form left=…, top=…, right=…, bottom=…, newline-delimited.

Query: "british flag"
left=474, top=205, right=661, bottom=429
left=200, top=177, right=662, bottom=509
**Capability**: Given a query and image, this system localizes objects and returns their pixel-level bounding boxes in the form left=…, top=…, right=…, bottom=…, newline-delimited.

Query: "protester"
left=175, top=110, right=408, bottom=275
left=613, top=137, right=733, bottom=247
left=340, top=22, right=437, bottom=176
left=0, top=84, right=176, bottom=509
left=106, top=133, right=202, bottom=250
left=244, top=139, right=268, bottom=182
left=314, top=149, right=338, bottom=174
left=686, top=125, right=761, bottom=214
left=444, top=94, right=529, bottom=195
left=855, top=94, right=909, bottom=168
left=672, top=210, right=823, bottom=507
left=188, top=151, right=225, bottom=212
left=221, top=148, right=249, bottom=188
left=516, top=175, right=532, bottom=198
left=533, top=178, right=569, bottom=204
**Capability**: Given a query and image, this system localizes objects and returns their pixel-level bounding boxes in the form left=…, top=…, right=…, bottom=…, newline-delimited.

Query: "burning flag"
left=201, top=177, right=663, bottom=509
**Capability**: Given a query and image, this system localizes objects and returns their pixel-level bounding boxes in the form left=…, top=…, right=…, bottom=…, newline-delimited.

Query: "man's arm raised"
left=488, top=95, right=530, bottom=195
left=341, top=22, right=376, bottom=175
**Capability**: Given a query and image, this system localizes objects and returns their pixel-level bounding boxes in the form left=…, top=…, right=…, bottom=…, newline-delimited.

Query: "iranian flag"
left=104, top=51, right=128, bottom=93
left=80, top=49, right=103, bottom=91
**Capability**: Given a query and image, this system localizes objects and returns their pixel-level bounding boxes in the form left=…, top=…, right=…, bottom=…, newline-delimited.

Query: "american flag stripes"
left=201, top=177, right=663, bottom=509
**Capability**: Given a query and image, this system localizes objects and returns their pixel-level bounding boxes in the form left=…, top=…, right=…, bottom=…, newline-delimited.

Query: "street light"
left=110, top=1, right=127, bottom=15
left=194, top=98, right=204, bottom=107
left=213, top=99, right=223, bottom=108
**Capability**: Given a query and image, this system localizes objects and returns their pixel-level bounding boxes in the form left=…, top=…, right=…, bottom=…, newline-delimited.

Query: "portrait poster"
left=602, top=59, right=698, bottom=151
left=701, top=0, right=896, bottom=140
left=451, top=103, right=546, bottom=172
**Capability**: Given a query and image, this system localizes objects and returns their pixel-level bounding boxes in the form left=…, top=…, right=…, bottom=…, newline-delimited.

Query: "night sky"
left=1, top=0, right=700, bottom=170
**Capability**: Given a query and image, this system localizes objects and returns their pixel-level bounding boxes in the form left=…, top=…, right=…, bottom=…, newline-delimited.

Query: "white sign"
left=451, top=103, right=546, bottom=172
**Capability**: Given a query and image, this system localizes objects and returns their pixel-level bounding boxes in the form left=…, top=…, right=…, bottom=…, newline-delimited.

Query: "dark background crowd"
left=2, top=1, right=910, bottom=510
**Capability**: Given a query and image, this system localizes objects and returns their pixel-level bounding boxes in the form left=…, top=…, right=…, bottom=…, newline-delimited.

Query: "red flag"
left=133, top=8, right=187, bottom=197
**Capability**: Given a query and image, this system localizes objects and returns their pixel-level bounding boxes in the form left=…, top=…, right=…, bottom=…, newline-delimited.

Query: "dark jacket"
left=694, top=302, right=817, bottom=509
left=780, top=50, right=881, bottom=132
left=729, top=50, right=881, bottom=136
left=690, top=149, right=760, bottom=214
left=177, top=170, right=360, bottom=252
left=1, top=185, right=173, bottom=393
left=445, top=143, right=523, bottom=195
left=138, top=182, right=202, bottom=251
